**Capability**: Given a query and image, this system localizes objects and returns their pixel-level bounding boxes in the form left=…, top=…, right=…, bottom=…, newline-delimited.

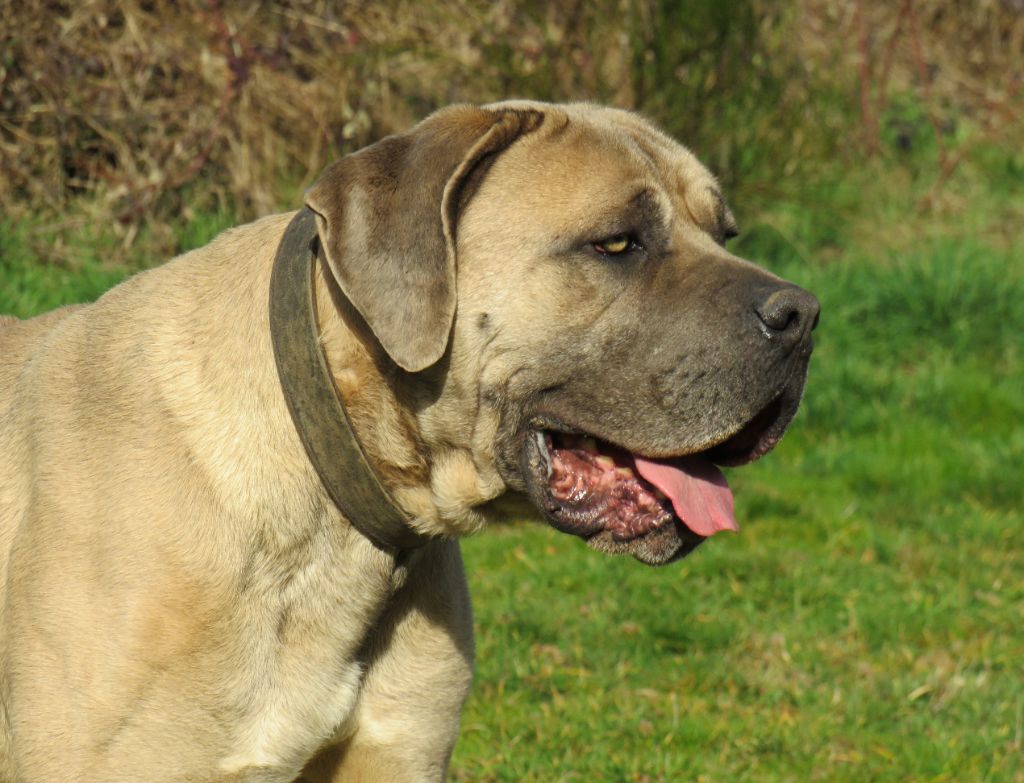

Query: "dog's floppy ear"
left=305, top=105, right=543, bottom=372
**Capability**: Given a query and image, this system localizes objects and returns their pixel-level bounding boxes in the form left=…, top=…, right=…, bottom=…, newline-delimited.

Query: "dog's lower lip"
left=522, top=426, right=731, bottom=543
left=527, top=428, right=676, bottom=540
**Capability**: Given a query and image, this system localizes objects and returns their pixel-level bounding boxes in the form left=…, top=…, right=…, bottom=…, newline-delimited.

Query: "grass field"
left=1, top=152, right=1021, bottom=781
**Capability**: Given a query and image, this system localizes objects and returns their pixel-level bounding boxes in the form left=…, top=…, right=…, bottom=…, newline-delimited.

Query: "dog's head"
left=306, top=101, right=818, bottom=565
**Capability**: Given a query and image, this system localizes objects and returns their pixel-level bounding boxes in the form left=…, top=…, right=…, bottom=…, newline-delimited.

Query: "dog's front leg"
left=299, top=539, right=474, bottom=783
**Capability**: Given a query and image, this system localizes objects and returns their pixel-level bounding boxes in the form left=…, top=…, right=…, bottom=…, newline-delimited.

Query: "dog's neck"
left=311, top=251, right=506, bottom=540
left=269, top=210, right=433, bottom=551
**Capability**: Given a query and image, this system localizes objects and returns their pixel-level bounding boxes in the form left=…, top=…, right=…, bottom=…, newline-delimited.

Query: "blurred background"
left=1, top=1, right=1022, bottom=781
left=1, top=0, right=1020, bottom=258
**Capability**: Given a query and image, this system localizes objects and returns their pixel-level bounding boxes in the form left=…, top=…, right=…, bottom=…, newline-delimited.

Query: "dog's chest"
left=219, top=532, right=402, bottom=778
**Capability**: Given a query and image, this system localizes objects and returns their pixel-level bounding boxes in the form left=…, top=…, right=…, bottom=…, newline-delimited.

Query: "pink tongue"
left=633, top=456, right=738, bottom=538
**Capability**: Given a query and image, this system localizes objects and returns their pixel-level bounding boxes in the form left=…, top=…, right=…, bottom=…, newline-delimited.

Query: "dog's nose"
left=754, top=286, right=820, bottom=342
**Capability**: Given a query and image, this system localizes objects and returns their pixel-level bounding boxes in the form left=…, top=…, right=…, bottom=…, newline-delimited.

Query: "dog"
left=0, top=101, right=818, bottom=781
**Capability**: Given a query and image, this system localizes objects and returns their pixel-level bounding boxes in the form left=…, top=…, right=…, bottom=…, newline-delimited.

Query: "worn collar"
left=269, top=208, right=429, bottom=552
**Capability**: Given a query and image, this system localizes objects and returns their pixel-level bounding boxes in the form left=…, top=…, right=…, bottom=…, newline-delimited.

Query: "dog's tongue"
left=633, top=456, right=738, bottom=538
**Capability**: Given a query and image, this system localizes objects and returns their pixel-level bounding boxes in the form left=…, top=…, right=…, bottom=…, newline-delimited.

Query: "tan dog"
left=0, top=102, right=818, bottom=781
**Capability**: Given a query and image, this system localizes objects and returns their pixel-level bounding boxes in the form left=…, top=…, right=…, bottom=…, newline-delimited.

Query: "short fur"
left=0, top=102, right=816, bottom=781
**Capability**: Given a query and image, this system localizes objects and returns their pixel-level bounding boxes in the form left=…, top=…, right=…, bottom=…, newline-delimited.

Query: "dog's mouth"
left=520, top=395, right=792, bottom=562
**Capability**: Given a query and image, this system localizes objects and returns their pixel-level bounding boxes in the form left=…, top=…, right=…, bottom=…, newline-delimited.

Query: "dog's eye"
left=593, top=233, right=640, bottom=256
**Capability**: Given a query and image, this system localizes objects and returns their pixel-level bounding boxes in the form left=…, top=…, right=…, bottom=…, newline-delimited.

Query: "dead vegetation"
left=0, top=0, right=1020, bottom=261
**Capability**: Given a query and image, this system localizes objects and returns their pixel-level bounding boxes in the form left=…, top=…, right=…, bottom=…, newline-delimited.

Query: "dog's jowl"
left=0, top=102, right=817, bottom=782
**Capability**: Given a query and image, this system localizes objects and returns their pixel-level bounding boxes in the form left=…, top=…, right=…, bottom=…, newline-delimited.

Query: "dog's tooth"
left=595, top=455, right=615, bottom=469
left=580, top=437, right=598, bottom=453
left=534, top=431, right=553, bottom=478
left=617, top=466, right=635, bottom=479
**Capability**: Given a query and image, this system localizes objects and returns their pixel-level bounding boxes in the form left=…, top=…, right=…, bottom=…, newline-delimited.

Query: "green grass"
left=0, top=205, right=237, bottom=317
left=1, top=153, right=1021, bottom=782
left=0, top=221, right=128, bottom=317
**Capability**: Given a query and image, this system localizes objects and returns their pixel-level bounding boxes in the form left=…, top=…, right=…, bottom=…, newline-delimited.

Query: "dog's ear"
left=305, top=105, right=543, bottom=372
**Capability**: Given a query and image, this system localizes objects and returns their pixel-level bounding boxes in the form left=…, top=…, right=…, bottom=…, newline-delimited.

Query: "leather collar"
left=269, top=208, right=429, bottom=552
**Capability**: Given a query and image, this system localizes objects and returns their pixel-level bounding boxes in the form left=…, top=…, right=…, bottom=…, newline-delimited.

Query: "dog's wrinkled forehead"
left=485, top=101, right=738, bottom=245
